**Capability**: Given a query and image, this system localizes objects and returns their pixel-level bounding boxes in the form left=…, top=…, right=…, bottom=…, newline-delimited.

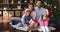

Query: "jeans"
left=49, top=17, right=60, bottom=25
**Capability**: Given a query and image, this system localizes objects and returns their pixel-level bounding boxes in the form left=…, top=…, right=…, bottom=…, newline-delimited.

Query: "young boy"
left=24, top=9, right=32, bottom=26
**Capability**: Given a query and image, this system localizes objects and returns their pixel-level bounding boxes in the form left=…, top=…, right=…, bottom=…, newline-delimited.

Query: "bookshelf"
left=0, top=0, right=34, bottom=17
left=0, top=0, right=23, bottom=17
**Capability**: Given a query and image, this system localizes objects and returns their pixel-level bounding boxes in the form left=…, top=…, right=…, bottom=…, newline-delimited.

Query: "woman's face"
left=28, top=5, right=34, bottom=11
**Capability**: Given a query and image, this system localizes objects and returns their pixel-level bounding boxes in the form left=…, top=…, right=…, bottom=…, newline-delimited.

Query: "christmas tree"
left=41, top=0, right=60, bottom=20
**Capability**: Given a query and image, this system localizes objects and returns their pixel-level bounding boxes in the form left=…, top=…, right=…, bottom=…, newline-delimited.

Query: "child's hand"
left=29, top=24, right=33, bottom=28
left=34, top=23, right=38, bottom=28
left=26, top=20, right=29, bottom=23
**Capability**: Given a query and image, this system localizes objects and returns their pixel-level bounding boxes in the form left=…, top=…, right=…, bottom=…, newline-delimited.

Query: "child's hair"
left=41, top=15, right=48, bottom=20
left=26, top=10, right=31, bottom=12
left=25, top=9, right=31, bottom=13
left=41, top=10, right=48, bottom=20
left=26, top=9, right=31, bottom=16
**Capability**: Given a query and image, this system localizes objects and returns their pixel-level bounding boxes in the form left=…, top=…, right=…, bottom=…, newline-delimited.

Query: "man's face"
left=36, top=1, right=42, bottom=7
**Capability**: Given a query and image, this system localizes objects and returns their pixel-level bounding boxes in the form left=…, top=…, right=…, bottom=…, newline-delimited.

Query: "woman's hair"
left=28, top=3, right=34, bottom=6
left=28, top=3, right=34, bottom=10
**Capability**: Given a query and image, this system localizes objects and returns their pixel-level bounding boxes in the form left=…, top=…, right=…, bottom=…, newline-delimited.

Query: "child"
left=21, top=9, right=33, bottom=32
left=29, top=12, right=38, bottom=28
left=38, top=10, right=49, bottom=32
left=28, top=11, right=38, bottom=32
left=24, top=9, right=32, bottom=26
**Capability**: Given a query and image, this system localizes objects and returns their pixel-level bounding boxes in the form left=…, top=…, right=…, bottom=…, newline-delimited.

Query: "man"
left=34, top=0, right=48, bottom=21
left=34, top=1, right=50, bottom=32
left=34, top=1, right=60, bottom=31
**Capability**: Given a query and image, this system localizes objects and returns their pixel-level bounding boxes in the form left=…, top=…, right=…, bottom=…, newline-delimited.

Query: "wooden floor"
left=0, top=23, right=9, bottom=32
left=0, top=23, right=60, bottom=32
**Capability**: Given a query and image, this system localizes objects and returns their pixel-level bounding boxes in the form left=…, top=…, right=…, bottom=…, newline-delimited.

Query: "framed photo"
left=8, top=11, right=14, bottom=17
left=3, top=11, right=9, bottom=17
left=0, top=11, right=2, bottom=16
left=15, top=11, right=20, bottom=17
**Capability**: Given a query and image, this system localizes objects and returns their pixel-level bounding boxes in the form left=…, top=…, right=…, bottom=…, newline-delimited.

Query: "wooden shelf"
left=0, top=3, right=29, bottom=5
left=0, top=0, right=27, bottom=17
left=0, top=9, right=22, bottom=11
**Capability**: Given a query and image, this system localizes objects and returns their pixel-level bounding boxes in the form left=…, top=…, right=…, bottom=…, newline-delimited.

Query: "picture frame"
left=15, top=11, right=20, bottom=17
left=0, top=11, right=2, bottom=16
left=8, top=11, right=14, bottom=17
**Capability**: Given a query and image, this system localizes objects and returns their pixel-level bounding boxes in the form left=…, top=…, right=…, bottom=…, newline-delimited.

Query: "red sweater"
left=39, top=19, right=48, bottom=26
left=29, top=19, right=38, bottom=25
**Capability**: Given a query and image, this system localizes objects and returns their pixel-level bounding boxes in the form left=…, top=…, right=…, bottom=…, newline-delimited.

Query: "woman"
left=21, top=3, right=37, bottom=32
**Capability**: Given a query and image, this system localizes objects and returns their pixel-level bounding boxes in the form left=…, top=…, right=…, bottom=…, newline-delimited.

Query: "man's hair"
left=36, top=0, right=43, bottom=3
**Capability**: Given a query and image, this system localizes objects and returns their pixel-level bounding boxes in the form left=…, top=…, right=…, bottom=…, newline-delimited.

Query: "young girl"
left=38, top=10, right=49, bottom=32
